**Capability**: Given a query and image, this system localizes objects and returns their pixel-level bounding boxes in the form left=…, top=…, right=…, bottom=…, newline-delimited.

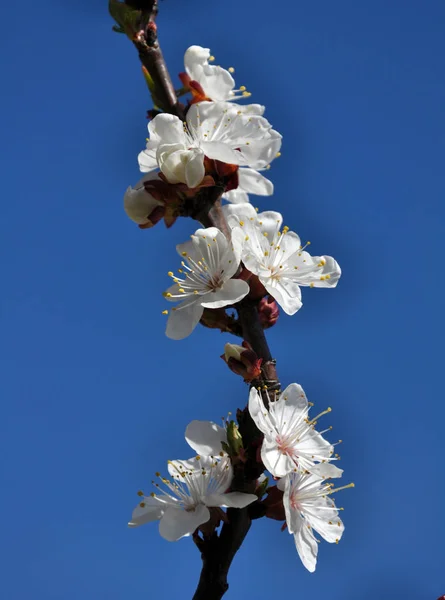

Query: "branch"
left=112, top=5, right=279, bottom=596
left=192, top=235, right=279, bottom=599
left=122, top=0, right=184, bottom=118
left=193, top=508, right=251, bottom=600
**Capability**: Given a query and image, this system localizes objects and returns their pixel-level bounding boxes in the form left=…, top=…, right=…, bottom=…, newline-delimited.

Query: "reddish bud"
left=221, top=341, right=263, bottom=382
left=263, top=485, right=285, bottom=522
left=258, top=296, right=280, bottom=329
left=138, top=205, right=165, bottom=229
left=244, top=272, right=267, bottom=300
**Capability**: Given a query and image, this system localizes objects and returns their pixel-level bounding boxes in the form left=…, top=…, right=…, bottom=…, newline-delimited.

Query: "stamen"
left=308, top=407, right=332, bottom=425
left=329, top=483, right=355, bottom=495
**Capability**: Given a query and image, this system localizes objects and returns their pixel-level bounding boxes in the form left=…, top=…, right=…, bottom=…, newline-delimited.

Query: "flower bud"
left=124, top=174, right=164, bottom=228
left=255, top=474, right=269, bottom=499
left=226, top=421, right=244, bottom=456
left=263, top=485, right=285, bottom=522
left=258, top=296, right=280, bottom=329
left=221, top=341, right=263, bottom=382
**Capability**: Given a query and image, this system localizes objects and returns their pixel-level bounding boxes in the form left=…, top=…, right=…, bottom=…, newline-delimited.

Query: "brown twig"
left=124, top=0, right=184, bottom=118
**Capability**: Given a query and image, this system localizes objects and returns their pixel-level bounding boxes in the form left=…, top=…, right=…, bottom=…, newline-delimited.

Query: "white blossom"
left=278, top=471, right=350, bottom=572
left=248, top=383, right=343, bottom=479
left=124, top=173, right=163, bottom=226
left=224, top=203, right=341, bottom=315
left=164, top=226, right=249, bottom=340
left=138, top=102, right=282, bottom=189
left=184, top=45, right=252, bottom=102
left=129, top=455, right=257, bottom=541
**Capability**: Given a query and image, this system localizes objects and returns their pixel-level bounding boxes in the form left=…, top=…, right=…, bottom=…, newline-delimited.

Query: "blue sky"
left=1, top=1, right=444, bottom=598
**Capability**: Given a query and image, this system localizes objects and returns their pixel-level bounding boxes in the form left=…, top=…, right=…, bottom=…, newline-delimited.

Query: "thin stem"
left=124, top=0, right=184, bottom=118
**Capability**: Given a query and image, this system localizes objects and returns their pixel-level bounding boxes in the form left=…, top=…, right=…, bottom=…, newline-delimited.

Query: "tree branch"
left=123, top=0, right=184, bottom=118
left=113, top=5, right=279, bottom=597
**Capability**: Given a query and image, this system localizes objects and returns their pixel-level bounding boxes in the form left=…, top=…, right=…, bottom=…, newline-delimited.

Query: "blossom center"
left=276, top=434, right=297, bottom=457
left=289, top=493, right=302, bottom=512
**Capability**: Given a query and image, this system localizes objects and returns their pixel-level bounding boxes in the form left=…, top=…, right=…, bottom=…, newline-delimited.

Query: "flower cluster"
left=249, top=383, right=353, bottom=572
left=122, top=42, right=351, bottom=577
left=129, top=419, right=257, bottom=541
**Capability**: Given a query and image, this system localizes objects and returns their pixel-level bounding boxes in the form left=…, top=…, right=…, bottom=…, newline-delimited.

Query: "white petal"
left=159, top=504, right=210, bottom=541
left=149, top=113, right=186, bottom=145
left=157, top=145, right=189, bottom=184
left=200, top=279, right=249, bottom=309
left=248, top=387, right=274, bottom=435
left=307, top=507, right=344, bottom=544
left=128, top=496, right=165, bottom=528
left=165, top=299, right=204, bottom=340
left=184, top=46, right=235, bottom=102
left=241, top=129, right=282, bottom=169
left=226, top=227, right=245, bottom=277
left=184, top=45, right=211, bottom=79
left=168, top=458, right=200, bottom=478
left=123, top=174, right=162, bottom=225
left=223, top=189, right=250, bottom=204
left=256, top=210, right=283, bottom=236
left=263, top=278, right=302, bottom=316
left=192, top=227, right=229, bottom=266
left=239, top=104, right=265, bottom=116
left=138, top=147, right=158, bottom=173
left=271, top=383, right=308, bottom=432
left=282, top=475, right=301, bottom=534
left=261, top=437, right=295, bottom=478
left=296, top=430, right=333, bottom=463
left=222, top=202, right=258, bottom=223
left=185, top=420, right=227, bottom=456
left=238, top=168, right=274, bottom=196
left=176, top=239, right=200, bottom=264
left=184, top=149, right=205, bottom=188
left=206, top=492, right=257, bottom=508
left=200, top=141, right=243, bottom=165
left=294, top=521, right=318, bottom=572
left=309, top=463, right=343, bottom=479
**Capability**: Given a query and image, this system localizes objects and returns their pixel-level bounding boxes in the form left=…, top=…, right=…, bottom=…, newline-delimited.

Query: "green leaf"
left=108, top=0, right=141, bottom=39
left=141, top=66, right=162, bottom=109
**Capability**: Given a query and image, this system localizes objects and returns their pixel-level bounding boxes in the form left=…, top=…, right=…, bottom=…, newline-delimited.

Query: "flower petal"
left=150, top=113, right=186, bottom=145
left=248, top=387, right=274, bottom=435
left=223, top=201, right=258, bottom=223
left=200, top=141, right=243, bottom=165
left=159, top=504, right=210, bottom=541
left=270, top=384, right=308, bottom=433
left=157, top=146, right=189, bottom=184
left=138, top=147, right=158, bottom=173
left=185, top=420, right=227, bottom=456
left=184, top=46, right=235, bottom=102
left=293, top=521, right=318, bottom=572
left=308, top=512, right=345, bottom=544
left=165, top=299, right=204, bottom=340
left=238, top=168, right=274, bottom=196
left=128, top=496, right=166, bottom=528
left=184, top=149, right=206, bottom=188
left=261, top=436, right=295, bottom=478
left=200, top=279, right=249, bottom=308
left=263, top=278, right=302, bottom=316
left=309, top=462, right=343, bottom=479
left=124, top=174, right=163, bottom=225
left=223, top=189, right=250, bottom=204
